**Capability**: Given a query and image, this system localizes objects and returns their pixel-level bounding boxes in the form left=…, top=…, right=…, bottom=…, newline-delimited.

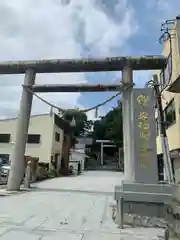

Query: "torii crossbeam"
left=0, top=56, right=166, bottom=74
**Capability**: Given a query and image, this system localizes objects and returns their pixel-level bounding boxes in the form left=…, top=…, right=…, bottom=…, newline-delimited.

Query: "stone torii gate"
left=96, top=140, right=116, bottom=166
left=0, top=56, right=166, bottom=191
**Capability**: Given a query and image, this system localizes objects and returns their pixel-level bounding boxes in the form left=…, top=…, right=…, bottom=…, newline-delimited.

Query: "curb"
left=0, top=188, right=33, bottom=197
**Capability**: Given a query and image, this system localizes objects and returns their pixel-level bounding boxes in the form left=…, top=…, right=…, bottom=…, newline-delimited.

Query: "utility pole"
left=100, top=142, right=104, bottom=166
left=118, top=148, right=121, bottom=169
left=176, top=16, right=180, bottom=62
left=153, top=74, right=174, bottom=184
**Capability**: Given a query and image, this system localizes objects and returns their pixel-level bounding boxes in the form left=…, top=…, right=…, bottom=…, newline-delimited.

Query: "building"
left=155, top=16, right=180, bottom=182
left=69, top=137, right=92, bottom=173
left=0, top=113, right=71, bottom=173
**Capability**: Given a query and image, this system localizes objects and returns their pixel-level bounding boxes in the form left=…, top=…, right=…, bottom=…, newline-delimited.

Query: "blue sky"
left=0, top=0, right=180, bottom=119
left=78, top=0, right=180, bottom=117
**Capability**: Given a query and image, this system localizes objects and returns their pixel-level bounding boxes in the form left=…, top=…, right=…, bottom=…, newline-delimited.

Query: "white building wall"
left=173, top=157, right=180, bottom=183
left=70, top=140, right=86, bottom=172
left=75, top=143, right=85, bottom=149
left=51, top=123, right=64, bottom=170
left=0, top=114, right=54, bottom=164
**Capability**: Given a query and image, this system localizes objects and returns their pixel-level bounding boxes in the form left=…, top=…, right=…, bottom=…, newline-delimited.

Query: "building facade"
left=155, top=16, right=180, bottom=182
left=69, top=137, right=92, bottom=173
left=0, top=113, right=71, bottom=172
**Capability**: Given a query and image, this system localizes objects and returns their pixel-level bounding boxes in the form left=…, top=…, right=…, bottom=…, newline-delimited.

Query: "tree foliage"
left=61, top=103, right=123, bottom=150
left=61, top=109, right=93, bottom=137
left=92, top=102, right=123, bottom=147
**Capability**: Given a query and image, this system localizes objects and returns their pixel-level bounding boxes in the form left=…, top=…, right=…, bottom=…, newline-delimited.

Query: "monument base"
left=114, top=181, right=174, bottom=227
left=166, top=185, right=180, bottom=238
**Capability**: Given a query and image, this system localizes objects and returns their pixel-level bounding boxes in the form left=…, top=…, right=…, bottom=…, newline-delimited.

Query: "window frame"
left=55, top=132, right=60, bottom=142
left=0, top=157, right=9, bottom=166
left=163, top=99, right=176, bottom=128
left=155, top=118, right=159, bottom=136
left=159, top=71, right=164, bottom=91
left=159, top=53, right=172, bottom=91
left=27, top=134, right=41, bottom=144
left=0, top=134, right=11, bottom=143
left=0, top=154, right=10, bottom=160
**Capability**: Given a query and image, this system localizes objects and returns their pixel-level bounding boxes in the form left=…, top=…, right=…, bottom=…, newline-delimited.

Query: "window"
left=156, top=118, right=159, bottom=136
left=27, top=134, right=41, bottom=144
left=164, top=99, right=176, bottom=128
left=159, top=71, right=164, bottom=91
left=63, top=135, right=67, bottom=144
left=160, top=53, right=172, bottom=90
left=0, top=154, right=9, bottom=160
left=0, top=134, right=10, bottom=143
left=55, top=132, right=60, bottom=142
left=168, top=54, right=172, bottom=78
left=164, top=64, right=170, bottom=84
left=0, top=157, right=9, bottom=166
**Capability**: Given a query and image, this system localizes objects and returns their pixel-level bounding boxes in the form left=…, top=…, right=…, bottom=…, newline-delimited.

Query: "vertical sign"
left=132, top=88, right=158, bottom=184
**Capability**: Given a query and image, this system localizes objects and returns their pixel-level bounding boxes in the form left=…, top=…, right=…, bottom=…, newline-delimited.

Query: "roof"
left=0, top=112, right=71, bottom=135
left=0, top=113, right=50, bottom=122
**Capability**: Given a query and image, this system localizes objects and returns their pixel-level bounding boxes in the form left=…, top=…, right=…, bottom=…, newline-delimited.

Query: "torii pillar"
left=7, top=69, right=36, bottom=190
left=122, top=65, right=135, bottom=182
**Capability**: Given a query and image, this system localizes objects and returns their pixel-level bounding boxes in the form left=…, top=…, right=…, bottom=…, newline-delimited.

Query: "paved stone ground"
left=0, top=171, right=165, bottom=239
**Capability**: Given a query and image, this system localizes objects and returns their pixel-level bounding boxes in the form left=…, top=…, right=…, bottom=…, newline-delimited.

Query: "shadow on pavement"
left=30, top=186, right=114, bottom=196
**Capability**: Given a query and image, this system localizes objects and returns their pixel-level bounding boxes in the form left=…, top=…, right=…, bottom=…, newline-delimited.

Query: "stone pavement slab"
left=33, top=171, right=125, bottom=193
left=0, top=230, right=41, bottom=240
left=42, top=232, right=83, bottom=240
left=0, top=171, right=165, bottom=239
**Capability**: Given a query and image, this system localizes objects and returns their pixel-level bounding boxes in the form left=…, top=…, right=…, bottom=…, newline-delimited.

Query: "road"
left=0, top=171, right=164, bottom=239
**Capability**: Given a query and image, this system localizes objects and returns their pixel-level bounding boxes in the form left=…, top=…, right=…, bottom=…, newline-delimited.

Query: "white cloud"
left=0, top=0, right=137, bottom=119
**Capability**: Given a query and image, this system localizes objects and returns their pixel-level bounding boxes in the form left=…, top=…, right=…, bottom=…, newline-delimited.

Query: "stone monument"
left=114, top=87, right=174, bottom=228
left=131, top=88, right=158, bottom=183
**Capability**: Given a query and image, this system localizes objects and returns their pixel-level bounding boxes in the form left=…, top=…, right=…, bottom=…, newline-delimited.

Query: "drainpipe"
left=176, top=16, right=180, bottom=62
left=153, top=75, right=174, bottom=184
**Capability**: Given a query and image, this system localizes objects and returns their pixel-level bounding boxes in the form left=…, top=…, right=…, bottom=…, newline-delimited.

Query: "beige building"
left=0, top=113, right=71, bottom=172
left=155, top=16, right=180, bottom=182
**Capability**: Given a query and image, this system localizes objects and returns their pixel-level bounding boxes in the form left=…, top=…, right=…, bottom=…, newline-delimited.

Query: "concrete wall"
left=157, top=121, right=180, bottom=154
left=70, top=150, right=85, bottom=172
left=0, top=114, right=53, bottom=164
left=156, top=20, right=180, bottom=154
left=174, top=157, right=180, bottom=183
left=162, top=22, right=180, bottom=84
left=75, top=143, right=85, bottom=149
left=61, top=134, right=71, bottom=174
left=70, top=140, right=87, bottom=172
left=51, top=122, right=64, bottom=171
left=76, top=137, right=92, bottom=145
left=154, top=19, right=180, bottom=184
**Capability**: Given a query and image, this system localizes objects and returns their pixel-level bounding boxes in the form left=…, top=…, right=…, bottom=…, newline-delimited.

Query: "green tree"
left=92, top=102, right=123, bottom=147
left=61, top=108, right=93, bottom=137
